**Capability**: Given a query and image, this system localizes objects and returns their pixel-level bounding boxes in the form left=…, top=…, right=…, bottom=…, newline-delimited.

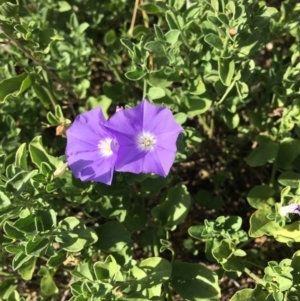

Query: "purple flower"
left=66, top=107, right=118, bottom=185
left=279, top=203, right=300, bottom=217
left=105, top=99, right=183, bottom=177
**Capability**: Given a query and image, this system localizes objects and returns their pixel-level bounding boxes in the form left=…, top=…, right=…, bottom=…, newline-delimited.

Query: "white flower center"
left=137, top=132, right=156, bottom=151
left=98, top=138, right=114, bottom=157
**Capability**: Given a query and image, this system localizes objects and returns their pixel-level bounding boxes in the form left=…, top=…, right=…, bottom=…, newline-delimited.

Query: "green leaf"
left=230, top=286, right=268, bottom=301
left=144, top=41, right=166, bottom=57
left=291, top=251, right=300, bottom=288
left=165, top=29, right=181, bottom=44
left=104, top=29, right=117, bottom=46
left=278, top=171, right=300, bottom=188
left=236, top=81, right=249, bottom=99
left=170, top=261, right=220, bottom=300
left=25, top=237, right=49, bottom=256
left=0, top=191, right=11, bottom=208
left=183, top=94, right=212, bottom=117
left=147, top=69, right=173, bottom=88
left=154, top=24, right=165, bottom=41
left=37, top=28, right=63, bottom=54
left=125, top=67, right=146, bottom=81
left=35, top=209, right=57, bottom=232
left=57, top=1, right=72, bottom=12
left=0, top=280, right=17, bottom=299
left=277, top=138, right=300, bottom=170
left=245, top=139, right=279, bottom=167
left=12, top=252, right=33, bottom=270
left=15, top=143, right=28, bottom=170
left=14, top=214, right=36, bottom=233
left=246, top=186, right=275, bottom=209
left=0, top=2, right=18, bottom=18
left=130, top=257, right=171, bottom=287
left=249, top=208, right=281, bottom=238
left=204, top=33, right=223, bottom=50
left=212, top=240, right=244, bottom=272
left=56, top=217, right=98, bottom=252
left=165, top=10, right=179, bottom=30
left=32, top=84, right=52, bottom=107
left=39, top=266, right=58, bottom=296
left=4, top=221, right=25, bottom=240
left=151, top=184, right=191, bottom=229
left=18, top=257, right=36, bottom=280
left=94, top=255, right=120, bottom=281
left=5, top=170, right=38, bottom=195
left=218, top=58, right=235, bottom=86
left=0, top=73, right=34, bottom=103
left=29, top=136, right=63, bottom=169
left=47, top=250, right=67, bottom=268
left=174, top=112, right=187, bottom=125
left=78, top=22, right=89, bottom=34
left=120, top=39, right=135, bottom=55
left=148, top=87, right=165, bottom=100
left=94, top=221, right=131, bottom=252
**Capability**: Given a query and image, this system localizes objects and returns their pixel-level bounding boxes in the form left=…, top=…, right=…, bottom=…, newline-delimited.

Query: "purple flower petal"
left=105, top=99, right=183, bottom=176
left=279, top=203, right=300, bottom=217
left=66, top=107, right=118, bottom=185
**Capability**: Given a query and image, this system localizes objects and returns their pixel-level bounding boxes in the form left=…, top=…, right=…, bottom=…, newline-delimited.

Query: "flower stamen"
left=98, top=138, right=114, bottom=157
left=137, top=132, right=157, bottom=151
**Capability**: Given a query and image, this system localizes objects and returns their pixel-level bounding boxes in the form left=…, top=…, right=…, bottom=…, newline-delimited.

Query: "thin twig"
left=0, top=25, right=77, bottom=117
left=128, top=0, right=140, bottom=37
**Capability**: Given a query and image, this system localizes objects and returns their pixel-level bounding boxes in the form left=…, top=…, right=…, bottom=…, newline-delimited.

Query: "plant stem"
left=0, top=26, right=77, bottom=117
left=269, top=159, right=277, bottom=188
left=216, top=77, right=237, bottom=105
left=128, top=0, right=140, bottom=37
left=153, top=228, right=173, bottom=301
left=143, top=78, right=147, bottom=99
left=198, top=115, right=211, bottom=136
left=244, top=267, right=266, bottom=286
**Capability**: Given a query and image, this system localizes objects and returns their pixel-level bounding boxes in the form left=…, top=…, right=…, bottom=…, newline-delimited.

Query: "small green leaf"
left=25, top=237, right=49, bottom=256
left=165, top=29, right=181, bottom=44
left=154, top=24, right=165, bottom=41
left=144, top=41, right=166, bottom=57
left=0, top=73, right=33, bottom=103
left=94, top=221, right=131, bottom=252
left=0, top=2, right=18, bottom=18
left=247, top=186, right=274, bottom=209
left=174, top=112, right=187, bottom=125
left=130, top=257, right=171, bottom=287
left=15, top=143, right=28, bottom=170
left=151, top=184, right=191, bottom=229
left=218, top=58, right=235, bottom=86
left=47, top=250, right=67, bottom=268
left=230, top=287, right=268, bottom=301
left=37, top=28, right=63, bottom=54
left=125, top=67, right=146, bottom=81
left=18, top=257, right=36, bottom=280
left=183, top=94, right=212, bottom=117
left=170, top=261, right=220, bottom=300
left=39, top=266, right=58, bottom=296
left=148, top=87, right=165, bottom=100
left=165, top=10, right=179, bottom=30
left=278, top=171, right=300, bottom=188
left=94, top=255, right=120, bottom=281
left=32, top=84, right=52, bottom=107
left=245, top=140, right=279, bottom=167
left=204, top=33, right=223, bottom=50
left=57, top=1, right=72, bottom=12
left=104, top=29, right=117, bottom=46
left=12, top=252, right=33, bottom=270
left=29, top=136, right=63, bottom=169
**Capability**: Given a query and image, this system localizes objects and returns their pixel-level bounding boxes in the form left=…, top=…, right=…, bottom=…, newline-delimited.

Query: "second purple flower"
left=105, top=99, right=183, bottom=177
